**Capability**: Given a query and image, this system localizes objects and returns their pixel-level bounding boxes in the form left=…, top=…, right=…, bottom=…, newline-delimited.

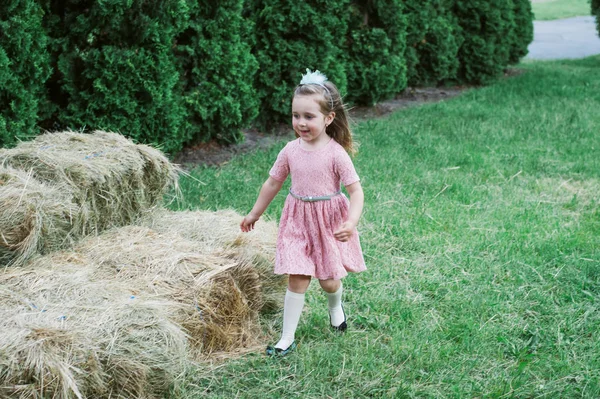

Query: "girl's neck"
left=298, top=134, right=333, bottom=151
left=298, top=133, right=331, bottom=151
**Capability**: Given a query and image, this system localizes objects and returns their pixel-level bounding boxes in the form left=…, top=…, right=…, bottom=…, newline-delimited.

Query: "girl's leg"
left=319, top=279, right=346, bottom=329
left=288, top=274, right=312, bottom=294
left=275, top=274, right=311, bottom=350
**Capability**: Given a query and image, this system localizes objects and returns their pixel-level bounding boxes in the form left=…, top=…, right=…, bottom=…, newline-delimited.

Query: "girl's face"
left=292, top=94, right=335, bottom=145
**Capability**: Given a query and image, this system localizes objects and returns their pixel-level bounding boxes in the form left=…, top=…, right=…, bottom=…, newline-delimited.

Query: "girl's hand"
left=240, top=177, right=284, bottom=233
left=334, top=221, right=356, bottom=242
left=240, top=213, right=260, bottom=232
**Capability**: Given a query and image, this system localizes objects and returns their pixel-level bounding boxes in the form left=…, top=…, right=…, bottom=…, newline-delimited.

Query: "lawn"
left=532, top=0, right=592, bottom=20
left=172, top=56, right=600, bottom=398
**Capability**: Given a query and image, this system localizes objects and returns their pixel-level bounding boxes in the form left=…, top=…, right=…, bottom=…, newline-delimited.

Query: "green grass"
left=171, top=56, right=600, bottom=398
left=532, top=0, right=592, bottom=20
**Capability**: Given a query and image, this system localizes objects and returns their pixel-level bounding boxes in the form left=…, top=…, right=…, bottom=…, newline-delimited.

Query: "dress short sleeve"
left=269, top=145, right=290, bottom=182
left=335, top=147, right=360, bottom=186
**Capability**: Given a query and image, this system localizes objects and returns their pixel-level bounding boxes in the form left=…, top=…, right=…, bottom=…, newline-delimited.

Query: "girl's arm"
left=240, top=176, right=285, bottom=232
left=334, top=181, right=364, bottom=242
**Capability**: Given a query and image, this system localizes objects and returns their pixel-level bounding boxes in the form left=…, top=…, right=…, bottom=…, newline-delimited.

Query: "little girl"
left=240, top=69, right=366, bottom=356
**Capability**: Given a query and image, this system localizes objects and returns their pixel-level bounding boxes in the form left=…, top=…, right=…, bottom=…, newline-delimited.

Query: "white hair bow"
left=300, top=69, right=328, bottom=86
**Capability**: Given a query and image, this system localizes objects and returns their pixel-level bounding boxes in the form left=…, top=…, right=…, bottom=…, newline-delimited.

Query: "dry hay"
left=0, top=166, right=79, bottom=267
left=77, top=225, right=266, bottom=353
left=0, top=259, right=189, bottom=399
left=0, top=130, right=179, bottom=236
left=141, top=209, right=286, bottom=312
left=0, top=212, right=283, bottom=398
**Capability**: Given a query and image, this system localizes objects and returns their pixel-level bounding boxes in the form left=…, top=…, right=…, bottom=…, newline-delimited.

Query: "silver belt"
left=289, top=189, right=341, bottom=202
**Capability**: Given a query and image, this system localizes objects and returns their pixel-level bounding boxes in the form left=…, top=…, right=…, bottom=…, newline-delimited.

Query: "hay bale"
left=0, top=167, right=285, bottom=397
left=0, top=166, right=79, bottom=267
left=77, top=225, right=264, bottom=353
left=0, top=260, right=189, bottom=399
left=142, top=209, right=287, bottom=312
left=0, top=221, right=271, bottom=398
left=0, top=130, right=179, bottom=235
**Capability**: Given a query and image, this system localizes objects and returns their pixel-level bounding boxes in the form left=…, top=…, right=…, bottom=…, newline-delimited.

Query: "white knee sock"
left=327, top=284, right=345, bottom=327
left=275, top=289, right=305, bottom=350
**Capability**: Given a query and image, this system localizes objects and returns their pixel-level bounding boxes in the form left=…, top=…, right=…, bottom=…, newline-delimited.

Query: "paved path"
left=526, top=16, right=600, bottom=59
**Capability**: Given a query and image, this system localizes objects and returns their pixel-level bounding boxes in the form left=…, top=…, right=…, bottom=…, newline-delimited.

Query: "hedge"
left=1, top=1, right=535, bottom=152
left=593, top=0, right=600, bottom=36
left=245, top=0, right=349, bottom=128
left=452, top=0, right=517, bottom=84
left=404, top=0, right=461, bottom=86
left=175, top=0, right=259, bottom=144
left=345, top=0, right=408, bottom=105
left=0, top=0, right=51, bottom=148
left=47, top=0, right=190, bottom=154
left=508, top=0, right=534, bottom=64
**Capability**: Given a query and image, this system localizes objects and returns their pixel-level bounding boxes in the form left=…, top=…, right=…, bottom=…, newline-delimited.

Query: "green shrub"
left=0, top=0, right=51, bottom=148
left=246, top=0, right=349, bottom=128
left=175, top=0, right=259, bottom=144
left=403, top=0, right=461, bottom=86
left=593, top=0, right=600, bottom=36
left=452, top=0, right=518, bottom=84
left=345, top=0, right=408, bottom=105
left=47, top=0, right=189, bottom=155
left=508, top=0, right=534, bottom=64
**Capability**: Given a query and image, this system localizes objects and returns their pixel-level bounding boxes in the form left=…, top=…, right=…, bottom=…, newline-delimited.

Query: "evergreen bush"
left=508, top=0, right=533, bottom=64
left=403, top=0, right=461, bottom=86
left=47, top=0, right=189, bottom=154
left=0, top=0, right=538, bottom=152
left=175, top=0, right=259, bottom=144
left=0, top=0, right=51, bottom=148
left=452, top=0, right=518, bottom=84
left=345, top=0, right=408, bottom=105
left=246, top=0, right=349, bottom=127
left=593, top=0, right=600, bottom=36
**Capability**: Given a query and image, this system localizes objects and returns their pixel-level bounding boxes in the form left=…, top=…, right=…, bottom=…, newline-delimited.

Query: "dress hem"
left=273, top=267, right=366, bottom=281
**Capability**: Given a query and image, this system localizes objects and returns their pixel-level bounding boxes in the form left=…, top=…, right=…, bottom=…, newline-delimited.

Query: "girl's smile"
left=292, top=94, right=335, bottom=148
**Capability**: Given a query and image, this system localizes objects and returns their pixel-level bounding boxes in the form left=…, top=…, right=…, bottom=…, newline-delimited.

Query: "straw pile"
left=0, top=130, right=178, bottom=236
left=0, top=131, right=286, bottom=398
left=0, top=215, right=283, bottom=398
left=0, top=257, right=189, bottom=399
left=142, top=209, right=285, bottom=312
left=0, top=130, right=179, bottom=266
left=0, top=166, right=79, bottom=267
left=76, top=224, right=274, bottom=353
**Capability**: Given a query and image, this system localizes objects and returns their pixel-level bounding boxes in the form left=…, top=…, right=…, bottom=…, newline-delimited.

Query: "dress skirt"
left=274, top=194, right=366, bottom=280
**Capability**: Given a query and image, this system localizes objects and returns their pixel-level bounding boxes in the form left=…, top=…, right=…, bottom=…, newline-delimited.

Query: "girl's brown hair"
left=293, top=82, right=357, bottom=156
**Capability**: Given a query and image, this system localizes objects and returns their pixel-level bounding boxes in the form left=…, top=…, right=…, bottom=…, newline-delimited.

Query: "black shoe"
left=330, top=304, right=347, bottom=332
left=266, top=341, right=297, bottom=356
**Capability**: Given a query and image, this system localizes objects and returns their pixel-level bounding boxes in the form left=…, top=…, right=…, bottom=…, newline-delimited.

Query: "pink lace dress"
left=269, top=138, right=366, bottom=280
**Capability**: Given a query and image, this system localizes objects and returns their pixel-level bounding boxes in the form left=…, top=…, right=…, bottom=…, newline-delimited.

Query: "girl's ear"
left=326, top=112, right=336, bottom=125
